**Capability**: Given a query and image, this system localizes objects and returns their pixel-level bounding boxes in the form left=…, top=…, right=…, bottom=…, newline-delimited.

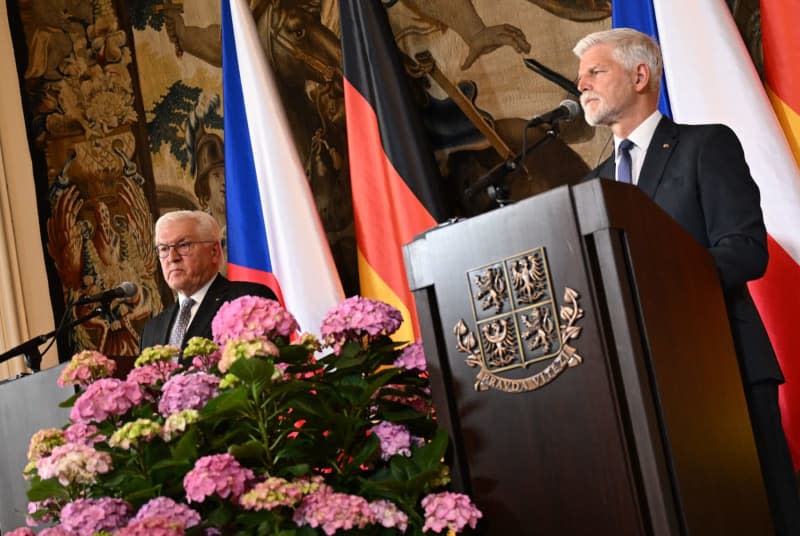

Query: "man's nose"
left=167, top=246, right=183, bottom=261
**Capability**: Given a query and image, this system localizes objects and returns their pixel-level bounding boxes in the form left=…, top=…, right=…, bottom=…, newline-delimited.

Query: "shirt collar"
left=614, top=109, right=663, bottom=154
left=176, top=274, right=216, bottom=306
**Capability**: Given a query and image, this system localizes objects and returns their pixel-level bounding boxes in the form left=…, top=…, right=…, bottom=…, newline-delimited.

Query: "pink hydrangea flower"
left=183, top=453, right=254, bottom=503
left=212, top=295, right=298, bottom=344
left=371, top=421, right=413, bottom=460
left=127, top=360, right=179, bottom=389
left=38, top=527, right=74, bottom=536
left=132, top=497, right=200, bottom=529
left=64, top=422, right=104, bottom=446
left=190, top=351, right=221, bottom=372
left=5, top=528, right=35, bottom=536
left=421, top=492, right=482, bottom=533
left=320, top=296, right=403, bottom=354
left=35, top=443, right=112, bottom=486
left=370, top=499, right=409, bottom=532
left=117, top=516, right=185, bottom=535
left=394, top=342, right=427, bottom=371
left=26, top=498, right=61, bottom=527
left=60, top=497, right=131, bottom=536
left=70, top=378, right=143, bottom=424
left=57, top=350, right=116, bottom=388
left=158, top=372, right=220, bottom=417
left=293, top=488, right=375, bottom=535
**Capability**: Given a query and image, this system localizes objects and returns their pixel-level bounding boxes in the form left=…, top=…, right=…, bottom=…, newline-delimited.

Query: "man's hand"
left=461, top=24, right=531, bottom=70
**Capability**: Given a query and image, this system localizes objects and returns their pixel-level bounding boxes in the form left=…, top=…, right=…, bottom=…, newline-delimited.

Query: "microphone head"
left=119, top=281, right=138, bottom=298
left=559, top=99, right=582, bottom=121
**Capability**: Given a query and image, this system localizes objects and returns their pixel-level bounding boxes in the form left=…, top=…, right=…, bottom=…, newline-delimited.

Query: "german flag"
left=340, top=1, right=448, bottom=342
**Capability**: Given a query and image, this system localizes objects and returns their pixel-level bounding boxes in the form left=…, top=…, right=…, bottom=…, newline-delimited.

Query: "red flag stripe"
left=223, top=0, right=343, bottom=335
left=227, top=263, right=285, bottom=306
left=758, top=0, right=800, bottom=468
left=761, top=3, right=800, bottom=114
left=344, top=80, right=437, bottom=246
left=749, top=237, right=800, bottom=463
left=344, top=78, right=437, bottom=336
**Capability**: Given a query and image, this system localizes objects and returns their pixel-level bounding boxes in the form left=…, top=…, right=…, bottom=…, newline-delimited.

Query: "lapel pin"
left=662, top=143, right=670, bottom=149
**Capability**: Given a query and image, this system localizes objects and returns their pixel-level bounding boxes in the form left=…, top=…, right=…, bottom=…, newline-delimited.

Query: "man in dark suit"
left=574, top=28, right=799, bottom=533
left=140, top=210, right=277, bottom=351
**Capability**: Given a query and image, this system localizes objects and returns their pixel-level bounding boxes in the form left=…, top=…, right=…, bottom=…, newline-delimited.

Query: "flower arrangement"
left=11, top=296, right=481, bottom=535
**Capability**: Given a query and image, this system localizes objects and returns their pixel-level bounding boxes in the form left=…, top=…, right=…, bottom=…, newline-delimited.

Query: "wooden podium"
left=404, top=179, right=771, bottom=535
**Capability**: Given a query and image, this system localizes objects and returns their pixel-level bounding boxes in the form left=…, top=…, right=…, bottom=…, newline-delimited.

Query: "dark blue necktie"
left=617, top=139, right=635, bottom=184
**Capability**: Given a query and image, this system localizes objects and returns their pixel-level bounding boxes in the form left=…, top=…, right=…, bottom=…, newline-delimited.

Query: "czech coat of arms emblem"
left=453, top=247, right=584, bottom=393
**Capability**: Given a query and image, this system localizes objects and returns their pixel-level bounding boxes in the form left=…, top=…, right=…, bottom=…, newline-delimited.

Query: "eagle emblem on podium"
left=453, top=247, right=584, bottom=393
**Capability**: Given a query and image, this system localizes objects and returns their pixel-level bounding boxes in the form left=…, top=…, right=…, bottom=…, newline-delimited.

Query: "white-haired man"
left=141, top=210, right=276, bottom=351
left=575, top=28, right=799, bottom=533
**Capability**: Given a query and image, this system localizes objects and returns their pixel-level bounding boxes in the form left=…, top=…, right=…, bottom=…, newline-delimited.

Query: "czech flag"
left=340, top=0, right=448, bottom=343
left=222, top=0, right=344, bottom=334
left=614, top=1, right=800, bottom=467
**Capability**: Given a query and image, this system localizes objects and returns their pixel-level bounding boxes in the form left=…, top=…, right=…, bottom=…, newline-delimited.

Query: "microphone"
left=73, top=282, right=138, bottom=306
left=527, top=99, right=581, bottom=127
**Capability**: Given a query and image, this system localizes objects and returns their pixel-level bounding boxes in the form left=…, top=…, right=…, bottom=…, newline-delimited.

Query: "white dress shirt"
left=175, top=276, right=216, bottom=328
left=614, top=110, right=663, bottom=185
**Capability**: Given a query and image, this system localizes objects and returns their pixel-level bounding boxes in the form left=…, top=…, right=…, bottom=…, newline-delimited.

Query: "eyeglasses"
left=155, top=240, right=215, bottom=258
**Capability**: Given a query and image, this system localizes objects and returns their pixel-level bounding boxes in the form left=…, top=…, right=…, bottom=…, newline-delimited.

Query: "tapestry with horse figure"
left=149, top=0, right=615, bottom=293
left=3, top=0, right=760, bottom=362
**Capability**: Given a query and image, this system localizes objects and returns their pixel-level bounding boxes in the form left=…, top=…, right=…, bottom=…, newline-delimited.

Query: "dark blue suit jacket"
left=140, top=274, right=278, bottom=351
left=585, top=116, right=781, bottom=384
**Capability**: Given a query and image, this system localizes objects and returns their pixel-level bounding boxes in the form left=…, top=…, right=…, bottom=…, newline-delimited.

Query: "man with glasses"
left=140, top=210, right=276, bottom=352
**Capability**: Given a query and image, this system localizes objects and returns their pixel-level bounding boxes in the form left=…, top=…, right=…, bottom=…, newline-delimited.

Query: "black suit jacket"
left=140, top=274, right=278, bottom=351
left=586, top=116, right=781, bottom=384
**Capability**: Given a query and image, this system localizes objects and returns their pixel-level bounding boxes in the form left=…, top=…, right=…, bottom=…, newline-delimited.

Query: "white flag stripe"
left=229, top=0, right=344, bottom=332
left=652, top=0, right=800, bottom=264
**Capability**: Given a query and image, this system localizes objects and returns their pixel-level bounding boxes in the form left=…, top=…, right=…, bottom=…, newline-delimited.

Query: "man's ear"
left=634, top=63, right=651, bottom=91
left=211, top=240, right=223, bottom=263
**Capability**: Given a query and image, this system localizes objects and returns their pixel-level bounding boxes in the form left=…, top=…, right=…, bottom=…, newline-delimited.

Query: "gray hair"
left=574, top=28, right=663, bottom=92
left=154, top=210, right=222, bottom=244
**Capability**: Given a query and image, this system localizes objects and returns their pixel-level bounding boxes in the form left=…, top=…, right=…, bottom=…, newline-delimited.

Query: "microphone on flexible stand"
left=0, top=282, right=140, bottom=372
left=0, top=281, right=139, bottom=372
left=465, top=100, right=582, bottom=203
left=73, top=282, right=138, bottom=306
left=526, top=99, right=582, bottom=127
left=517, top=99, right=582, bottom=177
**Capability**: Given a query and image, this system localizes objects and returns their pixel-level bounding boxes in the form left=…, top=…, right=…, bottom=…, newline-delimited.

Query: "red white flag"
left=649, top=0, right=800, bottom=466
